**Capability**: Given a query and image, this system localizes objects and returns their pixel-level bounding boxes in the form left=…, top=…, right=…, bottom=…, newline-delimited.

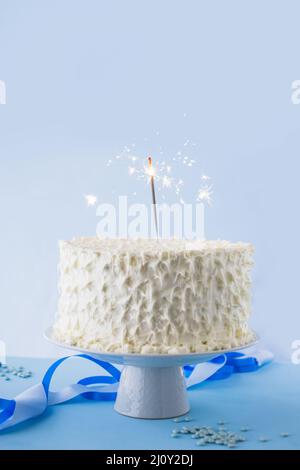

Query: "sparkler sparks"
left=162, top=175, right=172, bottom=188
left=197, top=185, right=213, bottom=205
left=201, top=174, right=211, bottom=181
left=84, top=194, right=98, bottom=207
left=106, top=136, right=212, bottom=207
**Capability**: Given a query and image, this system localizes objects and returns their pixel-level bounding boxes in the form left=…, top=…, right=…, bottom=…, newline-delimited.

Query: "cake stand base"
left=45, top=327, right=258, bottom=420
left=114, top=366, right=189, bottom=419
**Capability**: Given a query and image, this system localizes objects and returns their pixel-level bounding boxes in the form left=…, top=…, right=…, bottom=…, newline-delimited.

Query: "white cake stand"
left=45, top=328, right=258, bottom=420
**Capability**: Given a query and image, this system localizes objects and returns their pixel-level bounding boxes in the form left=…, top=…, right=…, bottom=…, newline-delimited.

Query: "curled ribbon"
left=0, top=349, right=273, bottom=431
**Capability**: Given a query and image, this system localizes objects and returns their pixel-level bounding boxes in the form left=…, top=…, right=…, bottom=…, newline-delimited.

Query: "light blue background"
left=0, top=0, right=300, bottom=359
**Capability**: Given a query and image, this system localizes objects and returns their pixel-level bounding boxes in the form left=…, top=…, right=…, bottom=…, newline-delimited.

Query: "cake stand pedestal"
left=115, top=365, right=189, bottom=419
left=45, top=328, right=257, bottom=419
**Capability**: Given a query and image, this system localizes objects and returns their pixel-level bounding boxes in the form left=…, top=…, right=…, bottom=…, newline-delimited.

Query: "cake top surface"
left=61, top=237, right=253, bottom=255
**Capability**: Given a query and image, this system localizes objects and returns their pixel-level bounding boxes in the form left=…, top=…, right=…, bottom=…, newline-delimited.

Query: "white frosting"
left=53, top=238, right=255, bottom=354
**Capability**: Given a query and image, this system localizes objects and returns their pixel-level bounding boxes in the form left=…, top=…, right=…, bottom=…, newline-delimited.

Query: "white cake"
left=53, top=238, right=255, bottom=354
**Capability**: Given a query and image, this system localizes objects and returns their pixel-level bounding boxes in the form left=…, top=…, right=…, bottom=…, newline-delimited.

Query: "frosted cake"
left=53, top=238, right=255, bottom=354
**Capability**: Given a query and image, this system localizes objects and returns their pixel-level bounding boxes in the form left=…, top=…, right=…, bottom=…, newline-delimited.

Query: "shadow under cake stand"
left=45, top=328, right=258, bottom=420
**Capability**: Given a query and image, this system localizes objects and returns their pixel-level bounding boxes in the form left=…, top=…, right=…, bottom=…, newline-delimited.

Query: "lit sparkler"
left=147, top=156, right=159, bottom=238
left=106, top=135, right=212, bottom=209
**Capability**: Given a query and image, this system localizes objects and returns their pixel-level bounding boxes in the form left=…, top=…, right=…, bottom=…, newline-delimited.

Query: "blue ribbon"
left=0, top=349, right=273, bottom=431
left=42, top=354, right=121, bottom=401
left=0, top=399, right=15, bottom=426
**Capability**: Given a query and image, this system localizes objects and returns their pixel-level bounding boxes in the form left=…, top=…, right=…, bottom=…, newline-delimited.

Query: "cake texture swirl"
left=53, top=238, right=255, bottom=354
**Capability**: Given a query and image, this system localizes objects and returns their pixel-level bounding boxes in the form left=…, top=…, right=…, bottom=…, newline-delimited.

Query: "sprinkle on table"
left=240, top=426, right=251, bottom=432
left=170, top=419, right=249, bottom=449
left=259, top=436, right=270, bottom=442
left=169, top=416, right=287, bottom=448
left=280, top=433, right=291, bottom=438
left=0, top=363, right=33, bottom=381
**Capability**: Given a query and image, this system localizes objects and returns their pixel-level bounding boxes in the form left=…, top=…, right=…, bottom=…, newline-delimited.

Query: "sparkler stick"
left=147, top=156, right=159, bottom=238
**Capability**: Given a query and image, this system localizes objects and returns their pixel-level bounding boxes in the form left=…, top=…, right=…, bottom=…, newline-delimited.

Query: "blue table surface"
left=0, top=357, right=299, bottom=450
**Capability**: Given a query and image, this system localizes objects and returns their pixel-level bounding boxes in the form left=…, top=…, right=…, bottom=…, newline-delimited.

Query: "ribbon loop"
left=42, top=354, right=121, bottom=398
